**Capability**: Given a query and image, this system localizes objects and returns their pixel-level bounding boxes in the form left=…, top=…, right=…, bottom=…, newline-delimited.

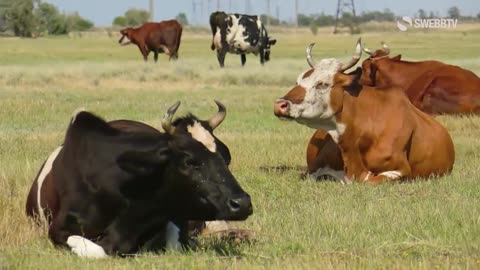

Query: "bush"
left=0, top=0, right=93, bottom=36
left=1, top=0, right=35, bottom=37
left=175, top=12, right=188, bottom=26
left=309, top=21, right=318, bottom=35
left=113, top=8, right=150, bottom=27
left=65, top=12, right=93, bottom=31
left=35, top=2, right=67, bottom=34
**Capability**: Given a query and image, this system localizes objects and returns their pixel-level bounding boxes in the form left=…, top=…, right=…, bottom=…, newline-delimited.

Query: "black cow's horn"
left=306, top=43, right=316, bottom=68
left=381, top=42, right=390, bottom=55
left=208, top=100, right=226, bottom=130
left=339, top=38, right=362, bottom=72
left=162, top=101, right=181, bottom=134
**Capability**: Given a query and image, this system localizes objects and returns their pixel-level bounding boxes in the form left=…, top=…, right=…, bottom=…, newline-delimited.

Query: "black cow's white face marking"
left=187, top=121, right=216, bottom=153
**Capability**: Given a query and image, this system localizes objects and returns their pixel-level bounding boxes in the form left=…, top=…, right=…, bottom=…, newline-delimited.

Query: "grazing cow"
left=209, top=11, right=277, bottom=67
left=360, top=42, right=480, bottom=114
left=274, top=39, right=455, bottom=183
left=118, top=20, right=182, bottom=62
left=25, top=102, right=252, bottom=257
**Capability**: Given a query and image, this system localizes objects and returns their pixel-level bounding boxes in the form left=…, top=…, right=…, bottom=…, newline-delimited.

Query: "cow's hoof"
left=67, top=235, right=107, bottom=258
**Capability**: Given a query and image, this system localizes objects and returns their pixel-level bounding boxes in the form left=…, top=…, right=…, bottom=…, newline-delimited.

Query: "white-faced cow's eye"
left=315, top=82, right=327, bottom=89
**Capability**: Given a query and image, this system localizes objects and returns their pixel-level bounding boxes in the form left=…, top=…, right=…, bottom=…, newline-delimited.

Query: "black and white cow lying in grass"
left=210, top=11, right=277, bottom=67
left=25, top=101, right=252, bottom=257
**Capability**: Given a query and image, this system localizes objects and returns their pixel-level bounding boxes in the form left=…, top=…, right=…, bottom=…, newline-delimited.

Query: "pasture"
left=1, top=26, right=480, bottom=269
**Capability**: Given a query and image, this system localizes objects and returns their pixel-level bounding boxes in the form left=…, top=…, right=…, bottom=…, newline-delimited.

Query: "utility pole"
left=266, top=0, right=271, bottom=26
left=217, top=0, right=220, bottom=10
left=149, top=0, right=154, bottom=21
left=294, top=0, right=298, bottom=30
left=334, top=0, right=357, bottom=34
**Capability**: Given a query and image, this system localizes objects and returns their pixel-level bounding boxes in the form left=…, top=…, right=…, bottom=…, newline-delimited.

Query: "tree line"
left=1, top=2, right=479, bottom=37
left=0, top=0, right=93, bottom=37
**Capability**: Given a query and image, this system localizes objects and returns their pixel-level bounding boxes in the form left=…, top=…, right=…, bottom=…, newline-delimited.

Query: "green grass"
left=1, top=27, right=480, bottom=269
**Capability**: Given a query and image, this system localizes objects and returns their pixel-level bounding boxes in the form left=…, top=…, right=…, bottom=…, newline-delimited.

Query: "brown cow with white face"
left=274, top=39, right=455, bottom=183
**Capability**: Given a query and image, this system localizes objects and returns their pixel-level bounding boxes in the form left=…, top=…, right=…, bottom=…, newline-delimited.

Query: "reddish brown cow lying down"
left=360, top=42, right=480, bottom=114
left=274, top=39, right=455, bottom=183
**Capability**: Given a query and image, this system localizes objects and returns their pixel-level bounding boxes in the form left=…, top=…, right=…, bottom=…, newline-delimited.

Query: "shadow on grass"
left=259, top=165, right=339, bottom=182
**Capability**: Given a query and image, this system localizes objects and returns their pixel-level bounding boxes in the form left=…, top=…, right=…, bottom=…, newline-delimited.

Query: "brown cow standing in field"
left=361, top=42, right=480, bottom=114
left=274, top=40, right=455, bottom=183
left=119, top=20, right=182, bottom=62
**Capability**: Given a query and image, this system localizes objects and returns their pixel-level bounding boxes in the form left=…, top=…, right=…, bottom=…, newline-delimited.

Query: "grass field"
left=1, top=26, right=480, bottom=269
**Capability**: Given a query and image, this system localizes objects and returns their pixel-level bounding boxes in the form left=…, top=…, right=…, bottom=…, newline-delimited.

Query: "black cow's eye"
left=185, top=158, right=201, bottom=168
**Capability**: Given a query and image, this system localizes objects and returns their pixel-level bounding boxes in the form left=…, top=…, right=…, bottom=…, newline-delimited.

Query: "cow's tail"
left=209, top=13, right=218, bottom=50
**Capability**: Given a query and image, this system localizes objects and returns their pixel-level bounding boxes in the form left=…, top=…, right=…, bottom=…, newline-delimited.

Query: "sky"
left=44, top=0, right=480, bottom=27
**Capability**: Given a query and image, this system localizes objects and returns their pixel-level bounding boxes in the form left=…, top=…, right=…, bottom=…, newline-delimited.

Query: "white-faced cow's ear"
left=334, top=73, right=355, bottom=87
left=268, top=39, right=277, bottom=45
left=117, top=146, right=170, bottom=176
left=392, top=54, right=402, bottom=60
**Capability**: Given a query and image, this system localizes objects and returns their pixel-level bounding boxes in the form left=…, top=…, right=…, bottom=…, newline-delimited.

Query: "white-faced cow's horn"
left=161, top=101, right=181, bottom=134
left=208, top=100, right=226, bottom=130
left=381, top=41, right=390, bottom=55
left=306, top=43, right=316, bottom=68
left=339, top=38, right=362, bottom=72
left=362, top=45, right=373, bottom=56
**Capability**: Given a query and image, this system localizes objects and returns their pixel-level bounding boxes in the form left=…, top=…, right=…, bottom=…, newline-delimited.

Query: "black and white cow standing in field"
left=210, top=11, right=277, bottom=67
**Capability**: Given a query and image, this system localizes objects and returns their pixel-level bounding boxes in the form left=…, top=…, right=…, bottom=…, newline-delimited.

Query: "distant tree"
left=1, top=0, right=36, bottom=36
left=417, top=9, right=427, bottom=19
left=113, top=8, right=149, bottom=27
left=34, top=2, right=67, bottom=34
left=477, top=12, right=480, bottom=20
left=428, top=11, right=435, bottom=19
left=125, top=8, right=150, bottom=26
left=297, top=13, right=313, bottom=26
left=309, top=20, right=318, bottom=35
left=65, top=12, right=93, bottom=31
left=447, top=6, right=460, bottom=19
left=356, top=9, right=395, bottom=23
left=260, top=14, right=280, bottom=26
left=113, top=16, right=127, bottom=27
left=175, top=12, right=188, bottom=26
left=314, top=13, right=335, bottom=26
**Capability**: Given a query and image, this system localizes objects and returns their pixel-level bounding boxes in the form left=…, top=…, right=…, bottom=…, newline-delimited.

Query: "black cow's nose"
left=227, top=195, right=253, bottom=217
left=227, top=199, right=241, bottom=212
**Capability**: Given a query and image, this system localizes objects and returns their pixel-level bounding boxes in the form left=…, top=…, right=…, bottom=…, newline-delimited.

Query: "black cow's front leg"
left=259, top=48, right=265, bottom=65
left=217, top=48, right=227, bottom=68
left=240, top=54, right=246, bottom=66
left=49, top=207, right=108, bottom=258
left=96, top=203, right=171, bottom=255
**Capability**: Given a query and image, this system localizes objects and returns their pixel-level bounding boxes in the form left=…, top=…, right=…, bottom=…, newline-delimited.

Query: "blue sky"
left=44, top=0, right=480, bottom=26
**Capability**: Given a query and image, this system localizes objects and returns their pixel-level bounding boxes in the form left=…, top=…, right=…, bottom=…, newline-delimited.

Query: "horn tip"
left=213, top=100, right=226, bottom=112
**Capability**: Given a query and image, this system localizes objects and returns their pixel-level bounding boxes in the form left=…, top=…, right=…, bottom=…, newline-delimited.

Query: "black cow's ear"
left=268, top=39, right=277, bottom=45
left=117, top=146, right=170, bottom=175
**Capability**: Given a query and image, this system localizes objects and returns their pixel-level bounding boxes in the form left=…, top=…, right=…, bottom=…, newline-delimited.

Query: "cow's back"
left=419, top=65, right=480, bottom=114
left=405, top=97, right=455, bottom=177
